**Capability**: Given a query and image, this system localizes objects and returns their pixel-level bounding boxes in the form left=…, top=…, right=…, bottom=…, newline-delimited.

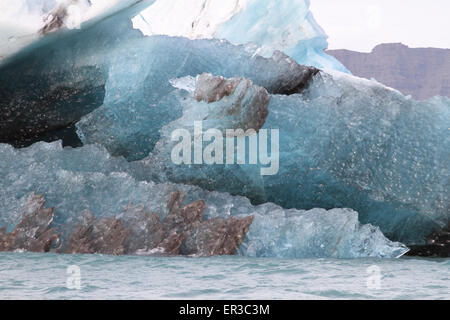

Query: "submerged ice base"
left=0, top=142, right=408, bottom=259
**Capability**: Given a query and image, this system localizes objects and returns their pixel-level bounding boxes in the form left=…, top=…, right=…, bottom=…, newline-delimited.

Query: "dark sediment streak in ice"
left=0, top=194, right=60, bottom=253
left=0, top=192, right=253, bottom=257
left=406, top=225, right=450, bottom=258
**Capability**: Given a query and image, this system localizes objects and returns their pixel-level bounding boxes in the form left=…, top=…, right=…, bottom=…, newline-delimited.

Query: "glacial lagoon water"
left=0, top=252, right=448, bottom=300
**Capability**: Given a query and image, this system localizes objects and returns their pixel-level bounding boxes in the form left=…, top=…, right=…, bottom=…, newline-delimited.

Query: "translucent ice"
left=0, top=0, right=446, bottom=253
left=0, top=0, right=126, bottom=61
left=0, top=0, right=317, bottom=156
left=0, top=0, right=155, bottom=146
left=75, top=39, right=317, bottom=160
left=0, top=142, right=408, bottom=258
left=132, top=0, right=348, bottom=72
left=144, top=72, right=450, bottom=244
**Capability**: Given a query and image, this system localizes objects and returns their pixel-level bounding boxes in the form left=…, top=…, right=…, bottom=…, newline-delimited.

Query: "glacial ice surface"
left=0, top=0, right=317, bottom=157
left=0, top=0, right=55, bottom=60
left=0, top=0, right=155, bottom=146
left=132, top=0, right=348, bottom=72
left=75, top=37, right=318, bottom=160
left=2, top=0, right=347, bottom=72
left=144, top=72, right=450, bottom=244
left=0, top=141, right=408, bottom=259
left=0, top=0, right=446, bottom=256
left=0, top=0, right=127, bottom=61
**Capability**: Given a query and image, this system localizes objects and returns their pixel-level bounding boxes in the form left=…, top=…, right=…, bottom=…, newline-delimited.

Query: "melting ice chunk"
left=132, top=0, right=349, bottom=72
left=144, top=72, right=450, bottom=245
left=0, top=141, right=408, bottom=258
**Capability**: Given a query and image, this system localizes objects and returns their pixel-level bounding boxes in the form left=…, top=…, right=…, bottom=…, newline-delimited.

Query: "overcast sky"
left=310, top=0, right=450, bottom=52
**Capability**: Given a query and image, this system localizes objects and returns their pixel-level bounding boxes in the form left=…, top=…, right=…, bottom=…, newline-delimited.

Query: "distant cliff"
left=327, top=43, right=450, bottom=100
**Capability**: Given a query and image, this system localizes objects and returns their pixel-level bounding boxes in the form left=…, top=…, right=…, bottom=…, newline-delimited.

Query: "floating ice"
left=132, top=0, right=348, bottom=72
left=0, top=0, right=155, bottom=147
left=0, top=0, right=317, bottom=156
left=144, top=72, right=450, bottom=244
left=0, top=0, right=446, bottom=256
left=0, top=142, right=408, bottom=258
left=0, top=0, right=128, bottom=61
left=72, top=39, right=316, bottom=160
left=0, top=0, right=55, bottom=60
left=1, top=0, right=347, bottom=72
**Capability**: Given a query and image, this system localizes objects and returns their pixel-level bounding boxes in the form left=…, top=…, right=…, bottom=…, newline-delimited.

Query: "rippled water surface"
left=0, top=252, right=449, bottom=299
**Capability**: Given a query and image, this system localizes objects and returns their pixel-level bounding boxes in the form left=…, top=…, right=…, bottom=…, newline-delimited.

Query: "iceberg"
left=1, top=0, right=347, bottom=71
left=75, top=39, right=317, bottom=160
left=0, top=0, right=446, bottom=257
left=0, top=0, right=126, bottom=61
left=143, top=72, right=450, bottom=245
left=0, top=0, right=317, bottom=156
left=0, top=0, right=55, bottom=61
left=0, top=0, right=156, bottom=147
left=132, top=0, right=348, bottom=72
left=0, top=141, right=408, bottom=258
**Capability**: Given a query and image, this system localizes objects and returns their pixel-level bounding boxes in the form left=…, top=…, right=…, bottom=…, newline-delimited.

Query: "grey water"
left=0, top=252, right=448, bottom=300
